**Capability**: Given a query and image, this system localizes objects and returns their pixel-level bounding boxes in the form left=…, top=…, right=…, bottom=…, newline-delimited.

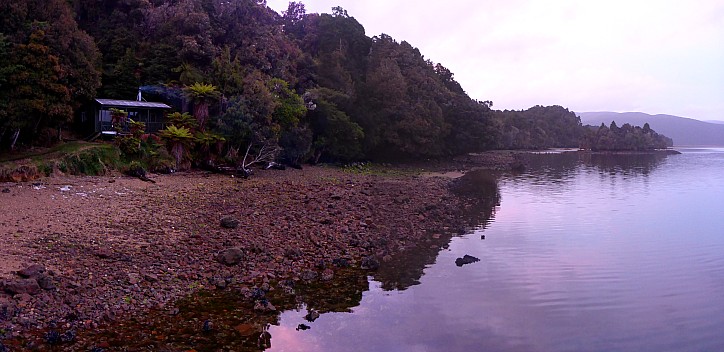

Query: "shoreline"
left=0, top=154, right=512, bottom=349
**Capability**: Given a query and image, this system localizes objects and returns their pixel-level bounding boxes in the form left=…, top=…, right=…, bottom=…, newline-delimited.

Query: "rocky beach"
left=0, top=153, right=513, bottom=350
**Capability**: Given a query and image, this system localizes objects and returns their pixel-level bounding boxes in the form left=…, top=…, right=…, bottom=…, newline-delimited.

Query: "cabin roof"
left=95, top=99, right=171, bottom=109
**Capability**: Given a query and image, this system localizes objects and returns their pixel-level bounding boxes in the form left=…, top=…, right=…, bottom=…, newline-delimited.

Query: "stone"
left=210, top=277, right=227, bottom=289
left=94, top=248, right=113, bottom=259
left=216, top=248, right=244, bottom=266
left=4, top=279, right=41, bottom=295
left=220, top=217, right=240, bottom=229
left=253, top=300, right=276, bottom=312
left=455, top=254, right=481, bottom=267
left=60, top=330, right=76, bottom=343
left=301, top=270, right=318, bottom=281
left=321, top=269, right=334, bottom=281
left=332, top=258, right=350, bottom=268
left=143, top=273, right=159, bottom=283
left=202, top=320, right=213, bottom=332
left=305, top=310, right=320, bottom=322
left=45, top=330, right=61, bottom=345
left=37, top=275, right=56, bottom=290
left=284, top=248, right=303, bottom=259
left=17, top=264, right=45, bottom=279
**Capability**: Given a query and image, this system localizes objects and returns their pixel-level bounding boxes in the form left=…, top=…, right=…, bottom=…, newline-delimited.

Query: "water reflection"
left=57, top=149, right=721, bottom=352
left=62, top=175, right=501, bottom=351
left=514, top=151, right=672, bottom=185
left=373, top=171, right=501, bottom=291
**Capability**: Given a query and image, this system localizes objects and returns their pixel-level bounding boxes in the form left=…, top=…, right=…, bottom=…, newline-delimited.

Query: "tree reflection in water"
left=373, top=170, right=501, bottom=291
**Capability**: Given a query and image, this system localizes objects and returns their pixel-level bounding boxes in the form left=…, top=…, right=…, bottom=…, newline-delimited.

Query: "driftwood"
left=213, top=165, right=252, bottom=178
left=125, top=165, right=156, bottom=183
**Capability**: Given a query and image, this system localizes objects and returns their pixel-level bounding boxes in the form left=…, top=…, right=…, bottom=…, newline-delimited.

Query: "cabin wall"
left=94, top=107, right=167, bottom=134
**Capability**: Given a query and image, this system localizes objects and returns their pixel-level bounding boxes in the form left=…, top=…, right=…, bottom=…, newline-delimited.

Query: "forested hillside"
left=580, top=112, right=724, bottom=146
left=0, top=0, right=669, bottom=163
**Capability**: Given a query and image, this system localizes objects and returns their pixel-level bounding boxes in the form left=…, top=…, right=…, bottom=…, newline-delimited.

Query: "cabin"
left=92, top=99, right=172, bottom=135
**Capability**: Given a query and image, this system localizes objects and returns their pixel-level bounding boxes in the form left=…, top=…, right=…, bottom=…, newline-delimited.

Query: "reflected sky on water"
left=267, top=149, right=724, bottom=352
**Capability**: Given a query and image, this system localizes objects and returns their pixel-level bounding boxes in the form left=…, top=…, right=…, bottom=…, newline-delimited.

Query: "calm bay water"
left=267, top=148, right=724, bottom=352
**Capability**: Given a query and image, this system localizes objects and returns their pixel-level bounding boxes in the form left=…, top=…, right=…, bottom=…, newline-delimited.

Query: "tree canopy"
left=0, top=0, right=673, bottom=158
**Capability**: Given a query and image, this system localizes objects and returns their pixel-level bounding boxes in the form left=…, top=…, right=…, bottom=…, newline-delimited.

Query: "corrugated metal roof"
left=95, top=99, right=171, bottom=109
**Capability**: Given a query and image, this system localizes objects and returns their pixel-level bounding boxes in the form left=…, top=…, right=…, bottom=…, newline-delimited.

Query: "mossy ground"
left=0, top=142, right=122, bottom=181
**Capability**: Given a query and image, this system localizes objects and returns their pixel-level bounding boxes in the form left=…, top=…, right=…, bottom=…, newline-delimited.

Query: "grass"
left=0, top=141, right=123, bottom=180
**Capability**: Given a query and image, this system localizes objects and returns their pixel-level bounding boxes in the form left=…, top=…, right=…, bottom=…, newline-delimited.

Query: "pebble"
left=0, top=161, right=502, bottom=345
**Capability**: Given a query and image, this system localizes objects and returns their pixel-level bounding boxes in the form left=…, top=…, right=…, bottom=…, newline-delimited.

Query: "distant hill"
left=578, top=112, right=724, bottom=146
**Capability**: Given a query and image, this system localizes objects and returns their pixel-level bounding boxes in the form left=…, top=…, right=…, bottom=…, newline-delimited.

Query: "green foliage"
left=109, top=108, right=128, bottom=129
left=269, top=78, right=306, bottom=129
left=166, top=112, right=198, bottom=130
left=103, top=48, right=140, bottom=99
left=184, top=83, right=221, bottom=130
left=306, top=89, right=364, bottom=162
left=184, top=82, right=221, bottom=101
left=498, top=105, right=583, bottom=150
left=56, top=144, right=121, bottom=176
left=159, top=125, right=195, bottom=169
left=116, top=119, right=146, bottom=156
left=582, top=122, right=673, bottom=151
left=4, top=0, right=628, bottom=164
left=194, top=130, right=226, bottom=164
left=0, top=0, right=100, bottom=148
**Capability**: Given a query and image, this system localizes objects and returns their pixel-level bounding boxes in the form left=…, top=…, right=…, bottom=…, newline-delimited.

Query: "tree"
left=1, top=0, right=100, bottom=147
left=283, top=1, right=307, bottom=30
left=158, top=125, right=194, bottom=170
left=183, top=83, right=221, bottom=130
left=2, top=29, right=72, bottom=149
left=0, top=34, right=22, bottom=148
left=306, top=89, right=364, bottom=162
left=331, top=6, right=349, bottom=18
left=269, top=78, right=306, bottom=130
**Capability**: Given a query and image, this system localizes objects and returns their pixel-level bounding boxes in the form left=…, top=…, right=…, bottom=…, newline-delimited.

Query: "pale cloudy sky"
left=266, top=0, right=724, bottom=121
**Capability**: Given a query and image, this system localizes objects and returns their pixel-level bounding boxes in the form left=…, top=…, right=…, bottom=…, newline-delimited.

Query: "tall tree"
left=2, top=29, right=72, bottom=148
left=183, top=82, right=221, bottom=130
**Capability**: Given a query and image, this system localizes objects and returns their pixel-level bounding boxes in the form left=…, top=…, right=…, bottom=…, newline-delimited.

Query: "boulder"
left=17, top=264, right=45, bottom=279
left=220, top=217, right=240, bottom=229
left=4, top=279, right=41, bottom=295
left=37, top=275, right=56, bottom=290
left=305, top=310, right=320, bottom=322
left=332, top=258, right=350, bottom=268
left=216, top=248, right=244, bottom=266
left=455, top=254, right=480, bottom=267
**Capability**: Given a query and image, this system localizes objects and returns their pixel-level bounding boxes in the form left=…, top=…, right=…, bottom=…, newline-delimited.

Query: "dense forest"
left=581, top=122, right=673, bottom=151
left=0, top=0, right=671, bottom=166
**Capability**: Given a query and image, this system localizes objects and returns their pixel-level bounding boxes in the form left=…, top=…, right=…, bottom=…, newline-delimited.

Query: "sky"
left=266, top=0, right=724, bottom=121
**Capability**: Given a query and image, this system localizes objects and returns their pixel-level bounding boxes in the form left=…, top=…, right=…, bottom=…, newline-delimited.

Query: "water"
left=267, top=149, right=724, bottom=352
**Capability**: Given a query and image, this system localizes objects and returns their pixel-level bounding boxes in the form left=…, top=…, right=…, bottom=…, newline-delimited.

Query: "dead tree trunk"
left=10, top=129, right=20, bottom=150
